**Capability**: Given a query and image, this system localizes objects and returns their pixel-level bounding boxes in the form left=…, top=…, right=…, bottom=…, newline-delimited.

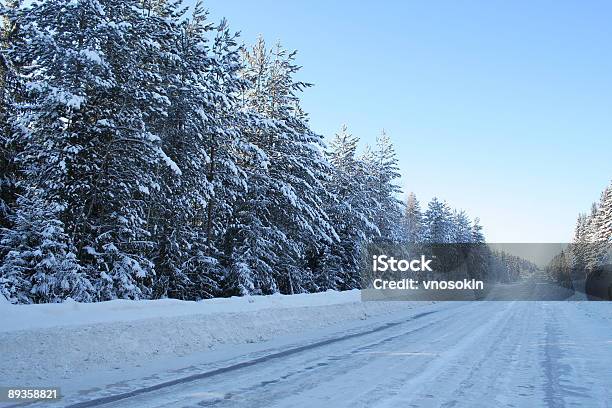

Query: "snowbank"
left=0, top=289, right=368, bottom=333
left=0, top=290, right=417, bottom=393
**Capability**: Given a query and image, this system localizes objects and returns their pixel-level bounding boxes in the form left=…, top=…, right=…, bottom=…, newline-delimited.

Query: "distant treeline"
left=546, top=180, right=611, bottom=286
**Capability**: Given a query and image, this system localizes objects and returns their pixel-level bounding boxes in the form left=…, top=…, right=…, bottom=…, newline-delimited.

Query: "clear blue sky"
left=197, top=0, right=612, bottom=242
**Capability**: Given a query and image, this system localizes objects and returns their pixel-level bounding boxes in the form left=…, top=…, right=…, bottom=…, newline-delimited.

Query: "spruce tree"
left=452, top=210, right=473, bottom=243
left=314, top=125, right=377, bottom=290
left=13, top=0, right=182, bottom=300
left=0, top=196, right=92, bottom=303
left=471, top=217, right=485, bottom=243
left=370, top=130, right=403, bottom=241
left=231, top=38, right=336, bottom=294
left=423, top=198, right=453, bottom=243
left=585, top=182, right=612, bottom=269
left=402, top=192, right=423, bottom=243
left=0, top=0, right=21, bottom=230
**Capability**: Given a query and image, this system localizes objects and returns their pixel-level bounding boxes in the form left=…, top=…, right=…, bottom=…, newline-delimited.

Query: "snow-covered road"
left=66, top=300, right=611, bottom=408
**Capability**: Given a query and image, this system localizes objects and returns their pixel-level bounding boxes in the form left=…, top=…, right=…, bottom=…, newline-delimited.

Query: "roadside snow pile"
left=0, top=290, right=414, bottom=388
left=0, top=289, right=370, bottom=332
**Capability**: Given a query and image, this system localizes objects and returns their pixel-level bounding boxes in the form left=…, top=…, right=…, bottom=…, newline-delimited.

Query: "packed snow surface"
left=0, top=289, right=414, bottom=404
left=1, top=286, right=611, bottom=408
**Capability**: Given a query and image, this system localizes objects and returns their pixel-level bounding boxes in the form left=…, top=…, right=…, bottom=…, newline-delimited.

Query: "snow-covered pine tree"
left=466, top=217, right=489, bottom=281
left=402, top=192, right=423, bottom=243
left=547, top=249, right=573, bottom=288
left=13, top=0, right=183, bottom=300
left=584, top=182, right=612, bottom=269
left=142, top=2, right=252, bottom=300
left=423, top=198, right=453, bottom=243
left=357, top=131, right=403, bottom=245
left=592, top=182, right=612, bottom=243
left=452, top=210, right=473, bottom=243
left=471, top=217, right=485, bottom=243
left=197, top=18, right=262, bottom=297
left=574, top=213, right=589, bottom=242
left=233, top=37, right=336, bottom=295
left=314, top=125, right=378, bottom=290
left=141, top=0, right=213, bottom=299
left=450, top=209, right=469, bottom=278
left=0, top=1, right=89, bottom=304
left=222, top=39, right=288, bottom=295
left=576, top=203, right=598, bottom=271
left=586, top=202, right=598, bottom=241
left=369, top=130, right=403, bottom=241
left=0, top=194, right=93, bottom=303
left=0, top=0, right=21, bottom=230
left=571, top=212, right=590, bottom=272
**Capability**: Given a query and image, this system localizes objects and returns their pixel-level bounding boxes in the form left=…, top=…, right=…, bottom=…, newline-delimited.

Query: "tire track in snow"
left=56, top=310, right=443, bottom=408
